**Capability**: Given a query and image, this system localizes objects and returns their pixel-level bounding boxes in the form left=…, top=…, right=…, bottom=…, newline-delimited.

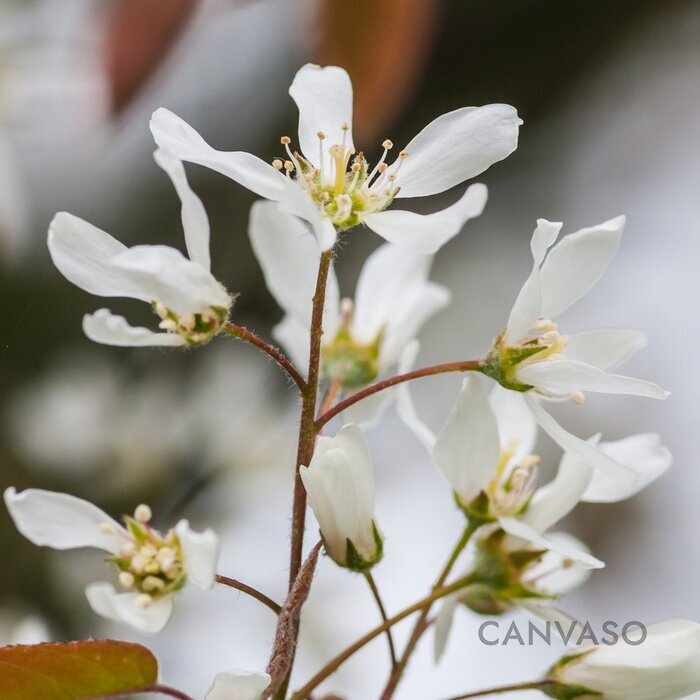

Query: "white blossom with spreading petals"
left=47, top=148, right=231, bottom=348
left=150, top=63, right=520, bottom=253
left=4, top=488, right=219, bottom=634
left=549, top=619, right=700, bottom=700
left=249, top=200, right=450, bottom=423
left=481, top=216, right=669, bottom=489
left=300, top=424, right=382, bottom=570
left=204, top=669, right=271, bottom=700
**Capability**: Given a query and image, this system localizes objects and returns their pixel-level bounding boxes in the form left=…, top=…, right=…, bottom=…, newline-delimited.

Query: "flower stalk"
left=215, top=575, right=281, bottom=615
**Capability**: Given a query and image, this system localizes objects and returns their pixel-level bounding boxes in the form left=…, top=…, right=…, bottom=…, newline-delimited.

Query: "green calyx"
left=321, top=327, right=382, bottom=389
left=480, top=333, right=540, bottom=392
left=343, top=522, right=384, bottom=573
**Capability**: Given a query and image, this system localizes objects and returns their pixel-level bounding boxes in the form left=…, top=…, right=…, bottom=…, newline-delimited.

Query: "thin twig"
left=442, top=680, right=564, bottom=699
left=315, top=360, right=482, bottom=429
left=224, top=323, right=306, bottom=390
left=364, top=572, right=398, bottom=668
left=88, top=684, right=194, bottom=700
left=216, top=574, right=282, bottom=615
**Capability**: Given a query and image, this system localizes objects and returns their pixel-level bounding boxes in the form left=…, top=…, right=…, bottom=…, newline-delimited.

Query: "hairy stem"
left=216, top=574, right=282, bottom=615
left=315, top=360, right=482, bottom=429
left=364, top=571, right=397, bottom=668
left=443, top=680, right=564, bottom=699
left=380, top=520, right=482, bottom=700
left=290, top=574, right=476, bottom=700
left=275, top=249, right=334, bottom=700
left=224, top=323, right=306, bottom=390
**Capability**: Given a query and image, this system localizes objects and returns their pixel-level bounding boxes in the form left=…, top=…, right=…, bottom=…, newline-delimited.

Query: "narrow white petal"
left=249, top=201, right=340, bottom=329
left=85, top=583, right=173, bottom=634
left=564, top=329, right=647, bottom=371
left=582, top=433, right=672, bottom=503
left=154, top=148, right=211, bottom=270
left=175, top=520, right=219, bottom=589
left=524, top=535, right=593, bottom=594
left=365, top=184, right=487, bottom=254
left=499, top=517, right=604, bottom=569
left=48, top=213, right=147, bottom=301
left=150, top=108, right=284, bottom=200
left=505, top=219, right=562, bottom=343
left=488, top=385, right=538, bottom=458
left=205, top=670, right=271, bottom=700
left=517, top=359, right=669, bottom=399
left=396, top=341, right=437, bottom=453
left=83, top=310, right=185, bottom=348
left=4, top=488, right=126, bottom=554
left=539, top=215, right=625, bottom=319
left=288, top=64, right=354, bottom=169
left=433, top=377, right=500, bottom=503
left=111, top=245, right=230, bottom=315
left=277, top=181, right=338, bottom=251
left=519, top=601, right=587, bottom=644
left=524, top=396, right=638, bottom=489
left=434, top=593, right=461, bottom=663
left=391, top=104, right=521, bottom=198
left=523, top=451, right=595, bottom=533
left=342, top=391, right=393, bottom=429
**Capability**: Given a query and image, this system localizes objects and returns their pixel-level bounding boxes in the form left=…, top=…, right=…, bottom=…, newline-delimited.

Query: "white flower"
left=0, top=609, right=50, bottom=646
left=249, top=201, right=450, bottom=422
left=48, top=148, right=231, bottom=347
left=549, top=619, right=700, bottom=700
left=481, top=216, right=669, bottom=487
left=205, top=669, right=271, bottom=700
left=150, top=63, right=521, bottom=253
left=300, top=424, right=382, bottom=570
left=4, top=488, right=219, bottom=634
left=398, top=349, right=671, bottom=568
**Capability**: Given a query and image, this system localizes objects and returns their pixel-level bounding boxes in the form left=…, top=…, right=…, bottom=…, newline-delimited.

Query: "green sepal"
left=480, top=333, right=540, bottom=392
left=543, top=683, right=601, bottom=699
left=344, top=521, right=384, bottom=572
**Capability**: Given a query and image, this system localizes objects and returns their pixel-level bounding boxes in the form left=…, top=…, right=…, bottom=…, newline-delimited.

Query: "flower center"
left=102, top=504, right=186, bottom=609
left=153, top=301, right=230, bottom=346
left=488, top=444, right=540, bottom=517
left=273, top=130, right=408, bottom=230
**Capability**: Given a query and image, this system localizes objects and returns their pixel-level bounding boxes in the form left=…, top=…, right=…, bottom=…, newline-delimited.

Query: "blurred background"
left=1, top=0, right=699, bottom=697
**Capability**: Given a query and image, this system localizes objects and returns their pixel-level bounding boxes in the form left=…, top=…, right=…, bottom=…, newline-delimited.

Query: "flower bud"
left=546, top=619, right=700, bottom=700
left=300, top=424, right=383, bottom=571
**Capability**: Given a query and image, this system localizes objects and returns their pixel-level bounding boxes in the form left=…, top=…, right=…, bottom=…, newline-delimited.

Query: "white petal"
left=205, top=670, right=271, bottom=700
left=434, top=593, right=461, bottom=663
left=433, top=377, right=501, bottom=503
left=396, top=341, right=437, bottom=453
left=365, top=184, right=487, bottom=254
left=4, top=487, right=126, bottom=555
left=85, top=583, right=173, bottom=634
left=525, top=535, right=593, bottom=594
left=288, top=64, right=354, bottom=169
left=248, top=201, right=340, bottom=330
left=391, top=104, right=521, bottom=198
left=519, top=601, right=587, bottom=646
left=273, top=314, right=311, bottom=371
left=523, top=451, right=594, bottom=533
left=564, top=329, right=647, bottom=371
left=48, top=213, right=146, bottom=301
left=505, top=219, right=562, bottom=343
left=517, top=359, right=669, bottom=399
left=150, top=108, right=284, bottom=200
left=539, top=215, right=625, bottom=319
left=277, top=181, right=337, bottom=251
left=154, top=148, right=211, bottom=270
left=83, top=310, right=185, bottom=347
left=175, top=520, right=219, bottom=589
left=342, top=391, right=393, bottom=429
left=499, top=517, right=603, bottom=569
left=582, top=433, right=672, bottom=503
left=524, top=396, right=638, bottom=489
left=488, top=385, right=538, bottom=458
left=111, top=245, right=230, bottom=315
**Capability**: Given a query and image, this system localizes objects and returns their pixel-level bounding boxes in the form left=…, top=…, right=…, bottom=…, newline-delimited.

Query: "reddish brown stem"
left=224, top=323, right=306, bottom=390
left=216, top=574, right=282, bottom=614
left=315, top=360, right=482, bottom=429
left=90, top=684, right=194, bottom=700
left=442, top=680, right=564, bottom=699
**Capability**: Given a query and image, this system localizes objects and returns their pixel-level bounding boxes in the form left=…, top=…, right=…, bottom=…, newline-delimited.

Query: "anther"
left=119, top=572, right=135, bottom=589
left=142, top=576, right=165, bottom=592
left=121, top=542, right=136, bottom=558
left=317, top=131, right=326, bottom=140
left=134, top=504, right=152, bottom=523
left=571, top=391, right=586, bottom=405
left=284, top=160, right=295, bottom=173
left=280, top=136, right=291, bottom=145
left=272, top=159, right=283, bottom=170
left=100, top=522, right=116, bottom=535
left=134, top=594, right=153, bottom=609
left=382, top=139, right=393, bottom=150
left=399, top=150, right=409, bottom=159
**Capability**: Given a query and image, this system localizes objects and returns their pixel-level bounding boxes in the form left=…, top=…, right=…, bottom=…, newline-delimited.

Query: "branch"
left=90, top=684, right=194, bottom=700
left=442, top=680, right=565, bottom=699
left=315, top=360, right=482, bottom=429
left=364, top=572, right=398, bottom=668
left=224, top=323, right=306, bottom=390
left=216, top=574, right=282, bottom=615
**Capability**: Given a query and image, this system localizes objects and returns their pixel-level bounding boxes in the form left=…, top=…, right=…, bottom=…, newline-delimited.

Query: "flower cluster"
left=3, top=62, right=696, bottom=700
